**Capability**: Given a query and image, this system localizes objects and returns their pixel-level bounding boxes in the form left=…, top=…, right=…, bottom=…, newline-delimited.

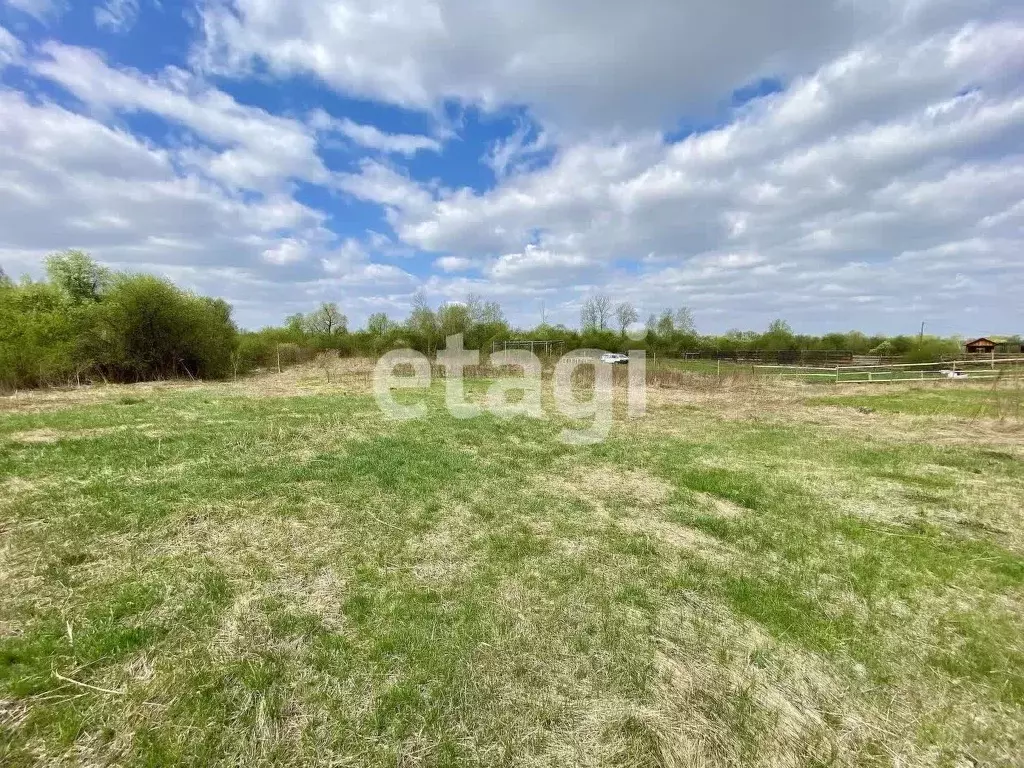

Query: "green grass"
left=1, top=378, right=1023, bottom=766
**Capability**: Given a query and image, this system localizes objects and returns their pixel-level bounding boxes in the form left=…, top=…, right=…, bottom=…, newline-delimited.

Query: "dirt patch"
left=7, top=429, right=62, bottom=444
left=0, top=477, right=43, bottom=497
left=5, top=425, right=161, bottom=445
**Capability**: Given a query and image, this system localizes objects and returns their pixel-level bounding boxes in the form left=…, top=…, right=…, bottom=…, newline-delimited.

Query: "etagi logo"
left=373, top=335, right=646, bottom=445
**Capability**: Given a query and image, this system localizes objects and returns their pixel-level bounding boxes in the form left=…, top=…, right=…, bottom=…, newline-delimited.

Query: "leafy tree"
left=0, top=279, right=80, bottom=389
left=437, top=302, right=472, bottom=339
left=758, top=319, right=797, bottom=352
left=284, top=313, right=306, bottom=337
left=366, top=312, right=393, bottom=337
left=304, top=302, right=347, bottom=336
left=655, top=310, right=675, bottom=336
left=45, top=250, right=110, bottom=304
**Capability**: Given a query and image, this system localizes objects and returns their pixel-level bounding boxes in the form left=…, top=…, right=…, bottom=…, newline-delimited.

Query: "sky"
left=0, top=0, right=1022, bottom=336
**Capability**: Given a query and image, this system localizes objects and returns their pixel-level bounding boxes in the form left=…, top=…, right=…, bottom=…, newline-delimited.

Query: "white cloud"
left=484, top=122, right=549, bottom=179
left=3, top=0, right=63, bottom=23
left=352, top=20, right=1024, bottom=330
left=487, top=246, right=596, bottom=285
left=32, top=42, right=329, bottom=191
left=262, top=238, right=309, bottom=265
left=334, top=159, right=434, bottom=216
left=434, top=255, right=472, bottom=272
left=2, top=1, right=1022, bottom=332
left=319, top=238, right=366, bottom=273
left=0, top=24, right=23, bottom=68
left=319, top=238, right=416, bottom=287
left=94, top=0, right=139, bottom=33
left=194, top=0, right=1013, bottom=132
left=0, top=88, right=408, bottom=328
left=309, top=109, right=442, bottom=155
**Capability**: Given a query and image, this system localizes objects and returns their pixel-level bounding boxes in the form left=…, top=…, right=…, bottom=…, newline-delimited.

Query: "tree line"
left=1, top=251, right=988, bottom=391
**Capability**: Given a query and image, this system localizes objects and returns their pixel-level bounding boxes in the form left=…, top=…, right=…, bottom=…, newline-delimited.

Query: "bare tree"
left=407, top=290, right=439, bottom=354
left=674, top=307, right=695, bottom=334
left=315, top=350, right=338, bottom=383
left=594, top=295, right=612, bottom=330
left=581, top=300, right=597, bottom=331
left=581, top=295, right=613, bottom=331
left=615, top=302, right=638, bottom=335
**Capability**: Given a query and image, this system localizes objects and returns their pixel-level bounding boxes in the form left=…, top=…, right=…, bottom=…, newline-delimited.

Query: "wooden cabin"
left=965, top=337, right=998, bottom=354
left=964, top=336, right=1021, bottom=354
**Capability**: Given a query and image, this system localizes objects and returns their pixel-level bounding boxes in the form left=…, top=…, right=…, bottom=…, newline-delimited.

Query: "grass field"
left=1, top=367, right=1023, bottom=766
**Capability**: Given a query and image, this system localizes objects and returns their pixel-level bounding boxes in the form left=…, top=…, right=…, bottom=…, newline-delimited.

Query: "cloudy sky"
left=0, top=0, right=1021, bottom=334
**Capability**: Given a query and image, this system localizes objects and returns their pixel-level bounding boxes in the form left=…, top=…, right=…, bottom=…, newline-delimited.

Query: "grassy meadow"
left=1, top=365, right=1023, bottom=766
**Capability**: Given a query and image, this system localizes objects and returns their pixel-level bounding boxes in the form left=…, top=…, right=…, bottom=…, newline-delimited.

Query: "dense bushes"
left=88, top=276, right=238, bottom=381
left=0, top=253, right=238, bottom=390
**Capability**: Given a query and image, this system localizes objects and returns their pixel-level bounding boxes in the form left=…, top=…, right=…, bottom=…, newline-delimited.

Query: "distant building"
left=964, top=336, right=1022, bottom=354
left=965, top=337, right=997, bottom=354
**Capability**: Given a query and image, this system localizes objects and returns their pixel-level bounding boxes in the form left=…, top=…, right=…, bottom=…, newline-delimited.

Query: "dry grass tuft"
left=545, top=463, right=675, bottom=510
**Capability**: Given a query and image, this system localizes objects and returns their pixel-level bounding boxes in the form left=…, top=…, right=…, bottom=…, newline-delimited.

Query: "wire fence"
left=753, top=358, right=1024, bottom=384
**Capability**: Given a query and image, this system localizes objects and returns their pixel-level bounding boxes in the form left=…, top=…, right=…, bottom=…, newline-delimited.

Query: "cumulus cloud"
left=262, top=239, right=310, bottom=266
left=0, top=88, right=407, bottom=327
left=1, top=0, right=1022, bottom=332
left=351, top=20, right=1024, bottom=329
left=484, top=122, right=550, bottom=179
left=335, top=159, right=434, bottom=217
left=434, top=255, right=473, bottom=272
left=32, top=42, right=329, bottom=191
left=487, top=246, right=597, bottom=285
left=193, top=0, right=1015, bottom=133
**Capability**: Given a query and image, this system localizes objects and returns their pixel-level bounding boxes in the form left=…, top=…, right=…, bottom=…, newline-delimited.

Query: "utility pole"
left=540, top=300, right=547, bottom=327
left=919, top=321, right=926, bottom=346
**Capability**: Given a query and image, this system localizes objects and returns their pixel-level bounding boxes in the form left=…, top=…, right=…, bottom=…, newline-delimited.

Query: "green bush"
left=0, top=256, right=239, bottom=389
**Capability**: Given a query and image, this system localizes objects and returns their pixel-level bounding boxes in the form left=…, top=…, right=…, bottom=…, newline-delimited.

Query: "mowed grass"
left=1, top=375, right=1023, bottom=766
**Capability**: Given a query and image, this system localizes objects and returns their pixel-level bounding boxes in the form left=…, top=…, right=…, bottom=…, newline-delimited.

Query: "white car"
left=600, top=353, right=630, bottom=365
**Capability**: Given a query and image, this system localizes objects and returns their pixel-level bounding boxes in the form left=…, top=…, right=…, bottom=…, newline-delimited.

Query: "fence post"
left=835, top=365, right=840, bottom=384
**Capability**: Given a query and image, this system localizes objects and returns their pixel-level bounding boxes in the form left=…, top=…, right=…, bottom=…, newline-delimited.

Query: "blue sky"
left=0, top=0, right=1022, bottom=336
